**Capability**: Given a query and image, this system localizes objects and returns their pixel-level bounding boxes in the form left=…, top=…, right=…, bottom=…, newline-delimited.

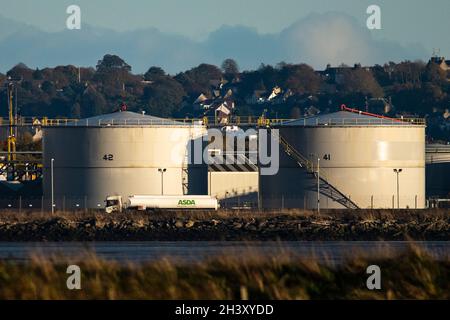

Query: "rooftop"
left=45, top=111, right=202, bottom=127
left=279, top=110, right=425, bottom=127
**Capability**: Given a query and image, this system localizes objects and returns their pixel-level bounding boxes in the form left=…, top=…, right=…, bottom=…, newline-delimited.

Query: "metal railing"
left=277, top=117, right=426, bottom=127
left=43, top=118, right=204, bottom=127
left=0, top=115, right=425, bottom=127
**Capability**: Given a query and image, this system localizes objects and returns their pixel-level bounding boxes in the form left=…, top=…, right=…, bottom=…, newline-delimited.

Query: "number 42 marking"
left=103, top=154, right=114, bottom=161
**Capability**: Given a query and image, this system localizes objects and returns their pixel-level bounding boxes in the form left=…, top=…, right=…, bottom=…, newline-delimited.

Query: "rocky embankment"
left=0, top=209, right=448, bottom=241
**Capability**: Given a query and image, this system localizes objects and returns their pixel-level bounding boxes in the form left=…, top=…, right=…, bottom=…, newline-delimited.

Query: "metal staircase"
left=269, top=129, right=359, bottom=209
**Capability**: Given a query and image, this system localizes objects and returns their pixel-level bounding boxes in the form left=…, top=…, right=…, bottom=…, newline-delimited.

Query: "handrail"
left=340, top=104, right=405, bottom=122
left=0, top=114, right=425, bottom=127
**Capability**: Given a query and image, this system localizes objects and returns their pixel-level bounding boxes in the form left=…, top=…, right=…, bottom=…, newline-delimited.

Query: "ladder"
left=269, top=129, right=359, bottom=209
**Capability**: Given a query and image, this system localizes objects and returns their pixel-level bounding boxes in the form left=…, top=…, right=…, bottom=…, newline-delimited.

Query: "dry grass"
left=0, top=243, right=448, bottom=300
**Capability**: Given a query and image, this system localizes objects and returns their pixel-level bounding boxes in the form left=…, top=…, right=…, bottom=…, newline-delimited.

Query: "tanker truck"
left=105, top=195, right=219, bottom=213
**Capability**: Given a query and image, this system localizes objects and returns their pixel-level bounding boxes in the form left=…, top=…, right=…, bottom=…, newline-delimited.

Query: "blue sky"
left=0, top=0, right=448, bottom=72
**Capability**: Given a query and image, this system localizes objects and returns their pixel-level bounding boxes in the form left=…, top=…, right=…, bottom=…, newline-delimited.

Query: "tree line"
left=0, top=54, right=449, bottom=141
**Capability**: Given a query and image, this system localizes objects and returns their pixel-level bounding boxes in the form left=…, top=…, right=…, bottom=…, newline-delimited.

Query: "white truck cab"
left=105, top=195, right=123, bottom=213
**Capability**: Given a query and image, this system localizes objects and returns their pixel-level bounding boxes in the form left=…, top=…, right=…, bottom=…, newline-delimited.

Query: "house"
left=304, top=106, right=320, bottom=117
left=267, top=86, right=282, bottom=101
left=193, top=93, right=214, bottom=111
left=282, top=89, right=294, bottom=100
left=317, top=64, right=350, bottom=84
left=199, top=98, right=235, bottom=124
left=245, top=90, right=267, bottom=105
left=429, top=56, right=450, bottom=72
left=223, top=89, right=233, bottom=99
left=318, top=63, right=370, bottom=85
left=214, top=102, right=234, bottom=124
left=194, top=93, right=208, bottom=104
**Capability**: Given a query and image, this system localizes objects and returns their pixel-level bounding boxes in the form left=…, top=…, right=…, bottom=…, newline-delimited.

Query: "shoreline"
left=0, top=209, right=448, bottom=241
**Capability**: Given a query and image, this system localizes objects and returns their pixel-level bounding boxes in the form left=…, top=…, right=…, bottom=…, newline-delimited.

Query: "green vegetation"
left=0, top=244, right=448, bottom=299
left=1, top=55, right=449, bottom=141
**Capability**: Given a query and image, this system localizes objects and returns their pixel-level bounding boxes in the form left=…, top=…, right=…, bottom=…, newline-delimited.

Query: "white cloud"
left=0, top=12, right=428, bottom=73
left=279, top=12, right=426, bottom=69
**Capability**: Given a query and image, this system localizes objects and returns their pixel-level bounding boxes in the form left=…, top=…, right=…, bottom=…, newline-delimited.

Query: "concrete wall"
left=209, top=171, right=258, bottom=200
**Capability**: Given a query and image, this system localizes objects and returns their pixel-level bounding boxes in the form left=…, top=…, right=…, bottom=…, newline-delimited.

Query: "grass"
left=0, top=243, right=448, bottom=300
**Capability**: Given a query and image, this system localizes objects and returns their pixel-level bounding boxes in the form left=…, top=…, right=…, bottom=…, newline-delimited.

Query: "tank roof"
left=279, top=111, right=424, bottom=127
left=59, top=111, right=197, bottom=127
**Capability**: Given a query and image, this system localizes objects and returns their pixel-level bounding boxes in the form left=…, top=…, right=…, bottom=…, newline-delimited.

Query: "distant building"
left=214, top=102, right=232, bottom=124
left=429, top=56, right=450, bottom=72
left=245, top=90, right=267, bottom=105
left=318, top=63, right=370, bottom=85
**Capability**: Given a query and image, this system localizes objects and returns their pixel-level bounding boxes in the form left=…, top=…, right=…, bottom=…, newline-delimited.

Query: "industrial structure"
left=42, top=111, right=207, bottom=209
left=426, top=143, right=450, bottom=207
left=207, top=127, right=259, bottom=206
left=259, top=107, right=426, bottom=209
left=2, top=102, right=447, bottom=211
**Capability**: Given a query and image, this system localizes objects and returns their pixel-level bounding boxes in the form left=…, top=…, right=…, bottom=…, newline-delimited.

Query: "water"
left=0, top=241, right=448, bottom=265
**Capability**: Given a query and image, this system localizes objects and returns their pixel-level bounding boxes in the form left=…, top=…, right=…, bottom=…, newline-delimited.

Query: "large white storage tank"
left=42, top=111, right=207, bottom=209
left=259, top=109, right=426, bottom=209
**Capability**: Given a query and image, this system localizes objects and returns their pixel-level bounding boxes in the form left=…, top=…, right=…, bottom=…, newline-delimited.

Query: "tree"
left=280, top=64, right=321, bottom=94
left=290, top=107, right=301, bottom=119
left=258, top=64, right=280, bottom=89
left=94, top=55, right=135, bottom=98
left=32, top=68, right=44, bottom=80
left=7, top=63, right=34, bottom=80
left=70, top=102, right=81, bottom=118
left=144, top=66, right=166, bottom=81
left=81, top=86, right=106, bottom=117
left=176, top=63, right=223, bottom=96
left=96, top=54, right=131, bottom=72
left=424, top=62, right=446, bottom=85
left=52, top=65, right=79, bottom=86
left=391, top=61, right=425, bottom=85
left=221, top=59, right=239, bottom=80
left=41, top=81, right=56, bottom=96
left=142, top=77, right=185, bottom=117
left=339, top=68, right=384, bottom=98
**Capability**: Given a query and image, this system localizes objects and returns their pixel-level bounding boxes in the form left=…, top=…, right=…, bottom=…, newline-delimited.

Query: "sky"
left=0, top=0, right=448, bottom=73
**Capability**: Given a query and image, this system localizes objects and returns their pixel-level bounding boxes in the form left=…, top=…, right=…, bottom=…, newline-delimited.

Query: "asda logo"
left=178, top=199, right=196, bottom=206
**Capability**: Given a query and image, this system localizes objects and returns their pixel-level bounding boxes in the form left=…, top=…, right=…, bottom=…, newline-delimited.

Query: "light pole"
left=158, top=168, right=166, bottom=195
left=209, top=170, right=212, bottom=196
left=51, top=158, right=55, bottom=213
left=393, top=168, right=402, bottom=209
left=317, top=158, right=320, bottom=213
